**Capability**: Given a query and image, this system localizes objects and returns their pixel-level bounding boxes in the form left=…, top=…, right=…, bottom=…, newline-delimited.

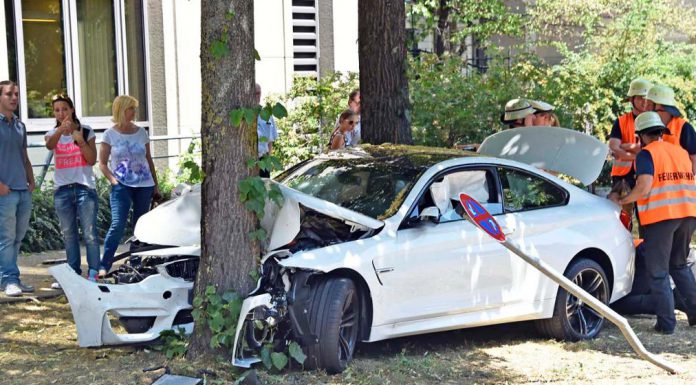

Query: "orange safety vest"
left=636, top=141, right=696, bottom=225
left=663, top=117, right=686, bottom=147
left=611, top=113, right=637, bottom=177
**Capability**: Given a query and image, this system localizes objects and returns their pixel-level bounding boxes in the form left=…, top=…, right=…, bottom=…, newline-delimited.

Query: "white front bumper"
left=49, top=263, right=194, bottom=347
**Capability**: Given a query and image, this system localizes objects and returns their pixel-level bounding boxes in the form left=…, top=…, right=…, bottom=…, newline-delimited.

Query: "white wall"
left=161, top=0, right=201, bottom=168
left=254, top=0, right=293, bottom=98
left=0, top=3, right=8, bottom=80
left=332, top=0, right=358, bottom=74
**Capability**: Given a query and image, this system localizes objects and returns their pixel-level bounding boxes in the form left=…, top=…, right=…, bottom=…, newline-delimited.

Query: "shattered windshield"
left=277, top=157, right=430, bottom=219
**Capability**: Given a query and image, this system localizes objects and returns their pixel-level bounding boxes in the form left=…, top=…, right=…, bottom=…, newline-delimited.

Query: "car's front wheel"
left=304, top=277, right=360, bottom=374
left=536, top=258, right=610, bottom=341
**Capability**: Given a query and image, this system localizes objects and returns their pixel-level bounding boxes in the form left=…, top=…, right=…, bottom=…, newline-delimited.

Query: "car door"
left=493, top=166, right=572, bottom=302
left=372, top=167, right=520, bottom=325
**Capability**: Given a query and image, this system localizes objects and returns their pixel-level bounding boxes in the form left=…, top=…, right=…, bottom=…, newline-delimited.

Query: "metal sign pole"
left=458, top=194, right=680, bottom=374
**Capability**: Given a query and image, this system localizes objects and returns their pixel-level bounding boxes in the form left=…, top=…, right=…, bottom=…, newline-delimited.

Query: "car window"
left=497, top=167, right=567, bottom=212
left=412, top=169, right=500, bottom=223
left=280, top=158, right=425, bottom=219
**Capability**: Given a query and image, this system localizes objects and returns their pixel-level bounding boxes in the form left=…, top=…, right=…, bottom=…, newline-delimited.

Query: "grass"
left=1, top=297, right=695, bottom=385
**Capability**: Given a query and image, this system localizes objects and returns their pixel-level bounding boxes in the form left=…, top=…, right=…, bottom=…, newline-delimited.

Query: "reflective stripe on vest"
left=636, top=141, right=696, bottom=225
left=611, top=113, right=637, bottom=177
left=664, top=117, right=686, bottom=147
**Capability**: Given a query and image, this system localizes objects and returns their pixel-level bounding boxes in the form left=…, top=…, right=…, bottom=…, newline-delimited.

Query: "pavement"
left=0, top=246, right=127, bottom=304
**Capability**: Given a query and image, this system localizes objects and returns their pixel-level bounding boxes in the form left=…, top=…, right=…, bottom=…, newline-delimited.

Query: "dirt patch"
left=1, top=297, right=695, bottom=385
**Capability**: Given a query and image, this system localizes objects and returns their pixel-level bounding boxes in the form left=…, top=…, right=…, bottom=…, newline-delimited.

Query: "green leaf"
left=210, top=39, right=229, bottom=59
left=243, top=108, right=256, bottom=124
left=254, top=48, right=261, bottom=61
left=225, top=10, right=235, bottom=20
left=260, top=345, right=273, bottom=370
left=272, top=102, right=288, bottom=119
left=229, top=109, right=244, bottom=126
left=205, top=285, right=216, bottom=296
left=249, top=269, right=261, bottom=282
left=222, top=291, right=241, bottom=304
left=259, top=106, right=272, bottom=122
left=288, top=341, right=307, bottom=364
left=271, top=352, right=289, bottom=370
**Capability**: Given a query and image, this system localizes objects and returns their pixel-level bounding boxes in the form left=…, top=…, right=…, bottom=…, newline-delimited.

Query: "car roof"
left=318, top=144, right=480, bottom=167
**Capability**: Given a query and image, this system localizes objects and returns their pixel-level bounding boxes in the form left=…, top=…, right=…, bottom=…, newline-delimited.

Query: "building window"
left=291, top=0, right=317, bottom=76
left=13, top=0, right=148, bottom=129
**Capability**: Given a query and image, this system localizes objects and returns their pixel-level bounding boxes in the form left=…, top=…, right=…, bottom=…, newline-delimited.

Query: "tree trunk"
left=358, top=0, right=413, bottom=145
left=188, top=0, right=258, bottom=359
left=434, top=0, right=450, bottom=57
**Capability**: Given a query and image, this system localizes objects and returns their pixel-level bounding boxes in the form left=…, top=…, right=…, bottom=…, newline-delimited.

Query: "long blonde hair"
left=111, top=95, right=139, bottom=125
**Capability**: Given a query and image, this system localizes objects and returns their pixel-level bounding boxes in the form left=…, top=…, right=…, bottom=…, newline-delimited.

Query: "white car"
left=51, top=128, right=634, bottom=374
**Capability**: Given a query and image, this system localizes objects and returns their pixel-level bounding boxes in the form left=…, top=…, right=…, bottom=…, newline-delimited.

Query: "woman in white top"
left=45, top=95, right=100, bottom=283
left=330, top=110, right=357, bottom=150
left=99, top=95, right=159, bottom=275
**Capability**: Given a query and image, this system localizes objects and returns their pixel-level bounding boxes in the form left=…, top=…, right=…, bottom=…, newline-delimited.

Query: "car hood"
left=134, top=181, right=384, bottom=251
left=478, top=126, right=609, bottom=185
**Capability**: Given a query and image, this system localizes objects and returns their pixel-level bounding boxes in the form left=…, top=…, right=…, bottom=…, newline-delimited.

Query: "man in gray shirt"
left=0, top=80, right=35, bottom=297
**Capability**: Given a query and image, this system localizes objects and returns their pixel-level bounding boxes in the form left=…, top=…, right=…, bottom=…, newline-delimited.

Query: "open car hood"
left=134, top=182, right=383, bottom=251
left=260, top=181, right=384, bottom=251
left=478, top=126, right=609, bottom=185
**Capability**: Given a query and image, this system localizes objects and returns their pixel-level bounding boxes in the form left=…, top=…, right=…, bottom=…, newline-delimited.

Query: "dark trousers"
left=611, top=217, right=696, bottom=331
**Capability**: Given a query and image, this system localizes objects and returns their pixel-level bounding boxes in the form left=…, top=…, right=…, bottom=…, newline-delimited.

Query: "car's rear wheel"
left=304, top=277, right=359, bottom=374
left=536, top=258, right=609, bottom=341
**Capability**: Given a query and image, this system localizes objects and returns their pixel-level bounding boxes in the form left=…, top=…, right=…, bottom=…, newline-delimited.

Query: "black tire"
left=535, top=258, right=610, bottom=341
left=304, top=277, right=360, bottom=374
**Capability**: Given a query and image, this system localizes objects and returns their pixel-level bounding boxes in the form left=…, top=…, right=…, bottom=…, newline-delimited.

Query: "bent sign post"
left=459, top=193, right=680, bottom=375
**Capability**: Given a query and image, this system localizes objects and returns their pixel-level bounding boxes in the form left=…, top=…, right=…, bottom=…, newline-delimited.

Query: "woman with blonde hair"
left=330, top=109, right=357, bottom=150
left=99, top=95, right=159, bottom=275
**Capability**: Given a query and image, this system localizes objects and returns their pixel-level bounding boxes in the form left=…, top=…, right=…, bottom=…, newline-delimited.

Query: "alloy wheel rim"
left=565, top=268, right=608, bottom=337
left=337, top=290, right=359, bottom=364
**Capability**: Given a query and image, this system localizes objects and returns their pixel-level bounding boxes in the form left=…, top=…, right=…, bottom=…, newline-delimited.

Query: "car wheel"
left=535, top=258, right=609, bottom=341
left=304, top=277, right=360, bottom=374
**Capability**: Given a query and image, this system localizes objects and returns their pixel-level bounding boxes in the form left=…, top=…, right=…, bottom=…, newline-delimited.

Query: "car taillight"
left=620, top=210, right=633, bottom=232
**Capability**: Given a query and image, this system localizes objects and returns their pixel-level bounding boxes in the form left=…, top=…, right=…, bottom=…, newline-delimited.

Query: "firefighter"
left=610, top=111, right=696, bottom=333
left=500, top=98, right=535, bottom=128
left=645, top=84, right=696, bottom=173
left=608, top=78, right=653, bottom=190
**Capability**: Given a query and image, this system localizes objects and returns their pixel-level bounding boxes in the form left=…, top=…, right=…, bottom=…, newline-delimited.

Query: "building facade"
left=1, top=0, right=359, bottom=168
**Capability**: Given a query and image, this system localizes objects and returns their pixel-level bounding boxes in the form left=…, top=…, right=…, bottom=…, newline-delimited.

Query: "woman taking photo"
left=99, top=95, right=159, bottom=275
left=330, top=109, right=357, bottom=150
left=45, top=95, right=100, bottom=285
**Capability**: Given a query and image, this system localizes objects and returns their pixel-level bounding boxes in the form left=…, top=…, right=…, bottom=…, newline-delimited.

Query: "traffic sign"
left=459, top=193, right=505, bottom=242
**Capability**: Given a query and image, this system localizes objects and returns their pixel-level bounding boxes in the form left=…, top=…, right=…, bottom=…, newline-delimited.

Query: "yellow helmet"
left=626, top=78, right=653, bottom=98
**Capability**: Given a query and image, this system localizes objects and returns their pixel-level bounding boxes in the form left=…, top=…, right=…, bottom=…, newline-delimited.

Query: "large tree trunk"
left=358, top=0, right=413, bottom=145
left=188, top=0, right=258, bottom=359
left=434, top=0, right=450, bottom=57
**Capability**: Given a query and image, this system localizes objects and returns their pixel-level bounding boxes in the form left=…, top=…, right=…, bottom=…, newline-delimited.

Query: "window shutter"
left=291, top=0, right=318, bottom=77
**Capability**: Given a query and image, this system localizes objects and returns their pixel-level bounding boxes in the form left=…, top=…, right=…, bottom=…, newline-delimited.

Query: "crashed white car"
left=53, top=127, right=635, bottom=374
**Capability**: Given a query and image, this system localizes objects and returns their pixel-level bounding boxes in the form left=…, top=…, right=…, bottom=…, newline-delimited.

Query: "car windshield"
left=277, top=157, right=429, bottom=219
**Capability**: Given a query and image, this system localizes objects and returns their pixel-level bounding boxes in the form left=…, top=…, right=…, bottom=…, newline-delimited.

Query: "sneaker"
left=4, top=283, right=22, bottom=297
left=50, top=282, right=62, bottom=290
left=17, top=282, right=34, bottom=293
left=88, top=269, right=99, bottom=282
left=98, top=269, right=107, bottom=278
left=688, top=314, right=696, bottom=327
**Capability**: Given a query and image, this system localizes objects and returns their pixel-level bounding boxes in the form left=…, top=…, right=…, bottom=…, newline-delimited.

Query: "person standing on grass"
left=0, top=80, right=35, bottom=297
left=256, top=83, right=278, bottom=178
left=45, top=95, right=100, bottom=286
left=99, top=95, right=159, bottom=276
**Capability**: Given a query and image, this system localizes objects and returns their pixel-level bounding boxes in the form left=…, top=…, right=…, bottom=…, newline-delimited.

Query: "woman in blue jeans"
left=45, top=95, right=100, bottom=285
left=99, top=95, right=159, bottom=275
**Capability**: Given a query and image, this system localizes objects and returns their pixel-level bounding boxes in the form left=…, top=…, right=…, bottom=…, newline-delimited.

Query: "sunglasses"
left=52, top=93, right=73, bottom=103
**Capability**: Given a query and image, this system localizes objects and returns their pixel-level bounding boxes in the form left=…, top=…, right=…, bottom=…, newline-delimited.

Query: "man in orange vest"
left=611, top=111, right=696, bottom=333
left=608, top=78, right=653, bottom=190
left=645, top=84, right=696, bottom=174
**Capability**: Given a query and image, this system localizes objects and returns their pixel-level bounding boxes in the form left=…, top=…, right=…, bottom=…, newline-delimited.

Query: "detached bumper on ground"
left=49, top=263, right=194, bottom=347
